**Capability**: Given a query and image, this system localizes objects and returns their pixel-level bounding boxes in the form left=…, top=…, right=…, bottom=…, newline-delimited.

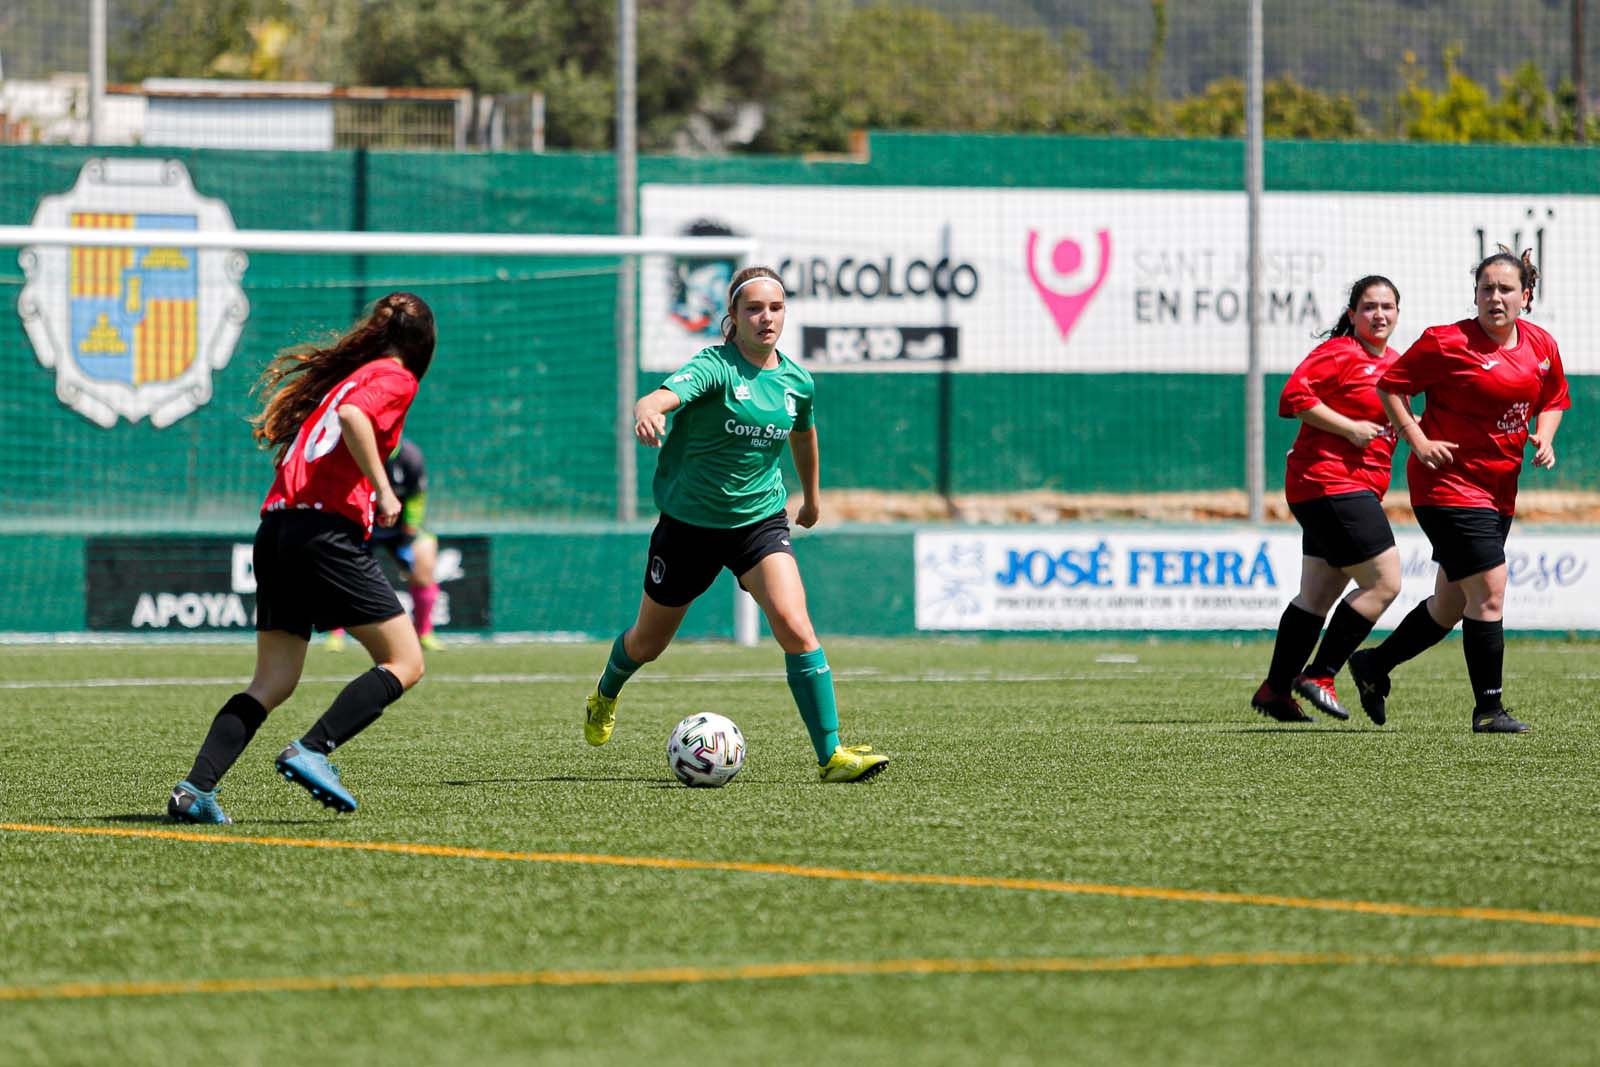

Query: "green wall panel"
left=0, top=535, right=85, bottom=631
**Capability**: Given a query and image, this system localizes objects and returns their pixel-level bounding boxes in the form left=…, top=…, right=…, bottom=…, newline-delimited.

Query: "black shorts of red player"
left=1288, top=490, right=1396, bottom=568
left=253, top=510, right=406, bottom=639
left=642, top=510, right=795, bottom=607
left=1413, top=506, right=1514, bottom=583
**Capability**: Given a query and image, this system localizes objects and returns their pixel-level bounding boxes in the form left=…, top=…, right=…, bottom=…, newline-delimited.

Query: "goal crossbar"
left=0, top=226, right=757, bottom=258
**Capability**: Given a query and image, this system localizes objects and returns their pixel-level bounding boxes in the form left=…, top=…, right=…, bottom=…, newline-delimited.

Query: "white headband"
left=729, top=275, right=784, bottom=304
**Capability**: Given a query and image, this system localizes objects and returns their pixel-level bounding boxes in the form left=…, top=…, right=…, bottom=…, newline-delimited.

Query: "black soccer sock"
left=1306, top=599, right=1378, bottom=678
left=186, top=692, right=269, bottom=792
left=1462, top=617, right=1506, bottom=713
left=301, top=666, right=405, bottom=755
left=1266, top=602, right=1325, bottom=692
left=1371, top=598, right=1452, bottom=674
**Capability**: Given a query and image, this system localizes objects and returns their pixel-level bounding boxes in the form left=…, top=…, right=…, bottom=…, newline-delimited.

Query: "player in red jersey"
left=1253, top=276, right=1404, bottom=725
left=167, top=292, right=436, bottom=823
left=1348, top=249, right=1569, bottom=734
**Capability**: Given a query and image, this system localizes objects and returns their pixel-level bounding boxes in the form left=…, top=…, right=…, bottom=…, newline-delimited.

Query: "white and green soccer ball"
left=667, top=712, right=746, bottom=788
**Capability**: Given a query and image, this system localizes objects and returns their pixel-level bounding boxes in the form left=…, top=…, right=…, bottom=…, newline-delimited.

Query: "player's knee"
left=1475, top=589, right=1506, bottom=617
left=629, top=634, right=670, bottom=663
left=771, top=612, right=816, bottom=650
left=1369, top=571, right=1402, bottom=605
left=1293, top=591, right=1337, bottom=616
left=389, top=653, right=424, bottom=690
left=247, top=680, right=294, bottom=711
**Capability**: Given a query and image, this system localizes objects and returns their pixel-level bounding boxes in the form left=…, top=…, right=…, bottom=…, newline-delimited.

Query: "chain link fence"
left=5, top=2, right=1596, bottom=147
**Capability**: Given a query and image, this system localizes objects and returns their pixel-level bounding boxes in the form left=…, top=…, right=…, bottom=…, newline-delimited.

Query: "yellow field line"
left=6, top=822, right=1599, bottom=931
left=5, top=950, right=1600, bottom=1004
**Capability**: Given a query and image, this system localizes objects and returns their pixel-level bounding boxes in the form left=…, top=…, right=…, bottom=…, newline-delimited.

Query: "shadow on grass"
left=443, top=776, right=677, bottom=788
left=1119, top=719, right=1213, bottom=725
left=1222, top=726, right=1390, bottom=735
left=443, top=776, right=791, bottom=790
left=41, top=814, right=329, bottom=826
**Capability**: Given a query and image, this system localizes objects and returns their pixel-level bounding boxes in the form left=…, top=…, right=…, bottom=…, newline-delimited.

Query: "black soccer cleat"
left=1346, top=649, right=1390, bottom=726
left=1472, top=707, right=1531, bottom=734
left=1251, top=682, right=1313, bottom=724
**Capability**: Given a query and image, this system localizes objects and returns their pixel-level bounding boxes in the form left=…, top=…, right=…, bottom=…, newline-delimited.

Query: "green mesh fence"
left=1, top=147, right=625, bottom=532
left=5, top=137, right=1600, bottom=634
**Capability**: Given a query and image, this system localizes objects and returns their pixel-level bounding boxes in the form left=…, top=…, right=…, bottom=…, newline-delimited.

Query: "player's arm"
left=1296, top=403, right=1385, bottom=447
left=789, top=427, right=820, bottom=528
left=634, top=388, right=682, bottom=448
left=338, top=404, right=402, bottom=526
left=1530, top=408, right=1563, bottom=469
left=1377, top=389, right=1455, bottom=470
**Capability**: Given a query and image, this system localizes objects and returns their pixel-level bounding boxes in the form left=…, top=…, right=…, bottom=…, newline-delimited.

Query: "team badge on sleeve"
left=18, top=158, right=249, bottom=428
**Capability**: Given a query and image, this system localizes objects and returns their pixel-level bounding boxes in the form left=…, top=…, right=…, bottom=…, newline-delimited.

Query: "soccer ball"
left=667, top=712, right=746, bottom=788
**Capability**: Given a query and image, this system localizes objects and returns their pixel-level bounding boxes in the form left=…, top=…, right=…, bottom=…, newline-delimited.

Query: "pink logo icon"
left=1026, top=229, right=1111, bottom=341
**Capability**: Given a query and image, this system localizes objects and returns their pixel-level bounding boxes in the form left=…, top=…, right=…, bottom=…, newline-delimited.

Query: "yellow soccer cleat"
left=818, top=744, right=888, bottom=783
left=324, top=631, right=347, bottom=653
left=584, top=688, right=618, bottom=746
left=419, top=632, right=445, bottom=652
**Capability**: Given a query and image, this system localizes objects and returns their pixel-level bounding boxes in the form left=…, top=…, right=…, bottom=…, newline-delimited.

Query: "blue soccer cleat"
left=167, top=780, right=231, bottom=824
left=274, top=740, right=358, bottom=813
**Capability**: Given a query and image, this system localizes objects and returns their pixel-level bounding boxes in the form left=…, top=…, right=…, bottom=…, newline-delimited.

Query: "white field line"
left=10, top=663, right=1559, bottom=692
left=0, top=668, right=1164, bottom=691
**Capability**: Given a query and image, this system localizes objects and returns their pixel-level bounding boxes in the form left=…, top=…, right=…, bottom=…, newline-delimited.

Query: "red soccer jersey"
left=261, top=359, right=419, bottom=536
left=1278, top=336, right=1401, bottom=504
left=1378, top=317, right=1569, bottom=515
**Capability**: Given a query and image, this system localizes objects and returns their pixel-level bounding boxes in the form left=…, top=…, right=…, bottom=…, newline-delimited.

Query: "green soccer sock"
left=785, top=647, right=840, bottom=764
left=598, top=632, right=642, bottom=699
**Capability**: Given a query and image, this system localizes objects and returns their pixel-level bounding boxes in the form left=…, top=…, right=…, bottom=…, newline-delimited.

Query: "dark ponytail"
left=1320, top=275, right=1399, bottom=339
left=1474, top=246, right=1540, bottom=307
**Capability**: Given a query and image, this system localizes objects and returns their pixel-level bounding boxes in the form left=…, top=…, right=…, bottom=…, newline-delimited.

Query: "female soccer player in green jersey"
left=584, top=265, right=888, bottom=783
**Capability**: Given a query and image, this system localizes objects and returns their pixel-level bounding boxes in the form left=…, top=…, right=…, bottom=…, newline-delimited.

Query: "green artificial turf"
left=2, top=638, right=1598, bottom=1066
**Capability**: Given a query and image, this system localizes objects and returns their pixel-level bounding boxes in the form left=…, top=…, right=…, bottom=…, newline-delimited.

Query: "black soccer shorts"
left=642, top=510, right=796, bottom=608
left=253, top=510, right=406, bottom=639
left=1414, top=506, right=1514, bottom=583
left=1288, top=490, right=1396, bottom=568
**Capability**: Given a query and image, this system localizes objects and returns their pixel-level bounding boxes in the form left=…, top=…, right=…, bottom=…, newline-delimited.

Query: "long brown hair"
left=250, top=292, right=435, bottom=461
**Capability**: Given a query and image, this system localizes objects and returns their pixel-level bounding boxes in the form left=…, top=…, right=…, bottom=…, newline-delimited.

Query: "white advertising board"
left=914, top=529, right=1597, bottom=631
left=641, top=184, right=1584, bottom=373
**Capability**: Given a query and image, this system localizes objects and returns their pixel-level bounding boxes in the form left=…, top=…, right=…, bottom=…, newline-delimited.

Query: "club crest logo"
left=667, top=219, right=738, bottom=337
left=18, top=158, right=249, bottom=428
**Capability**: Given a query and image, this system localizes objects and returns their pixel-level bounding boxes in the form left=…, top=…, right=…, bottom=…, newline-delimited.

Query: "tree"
left=1395, top=47, right=1579, bottom=144
left=1172, top=75, right=1370, bottom=140
left=349, top=0, right=614, bottom=147
left=110, top=0, right=259, bottom=81
left=111, top=0, right=360, bottom=83
left=795, top=4, right=1125, bottom=150
left=633, top=0, right=843, bottom=153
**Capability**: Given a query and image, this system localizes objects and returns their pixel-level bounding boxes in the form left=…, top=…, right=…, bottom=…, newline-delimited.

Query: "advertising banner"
left=642, top=184, right=1585, bottom=373
left=915, top=529, right=1597, bottom=631
left=85, top=535, right=491, bottom=632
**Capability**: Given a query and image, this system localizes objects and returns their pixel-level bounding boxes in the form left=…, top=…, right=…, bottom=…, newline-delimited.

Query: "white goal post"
left=0, top=224, right=765, bottom=645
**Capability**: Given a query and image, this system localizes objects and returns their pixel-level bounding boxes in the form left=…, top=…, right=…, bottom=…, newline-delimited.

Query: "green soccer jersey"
left=653, top=343, right=816, bottom=529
